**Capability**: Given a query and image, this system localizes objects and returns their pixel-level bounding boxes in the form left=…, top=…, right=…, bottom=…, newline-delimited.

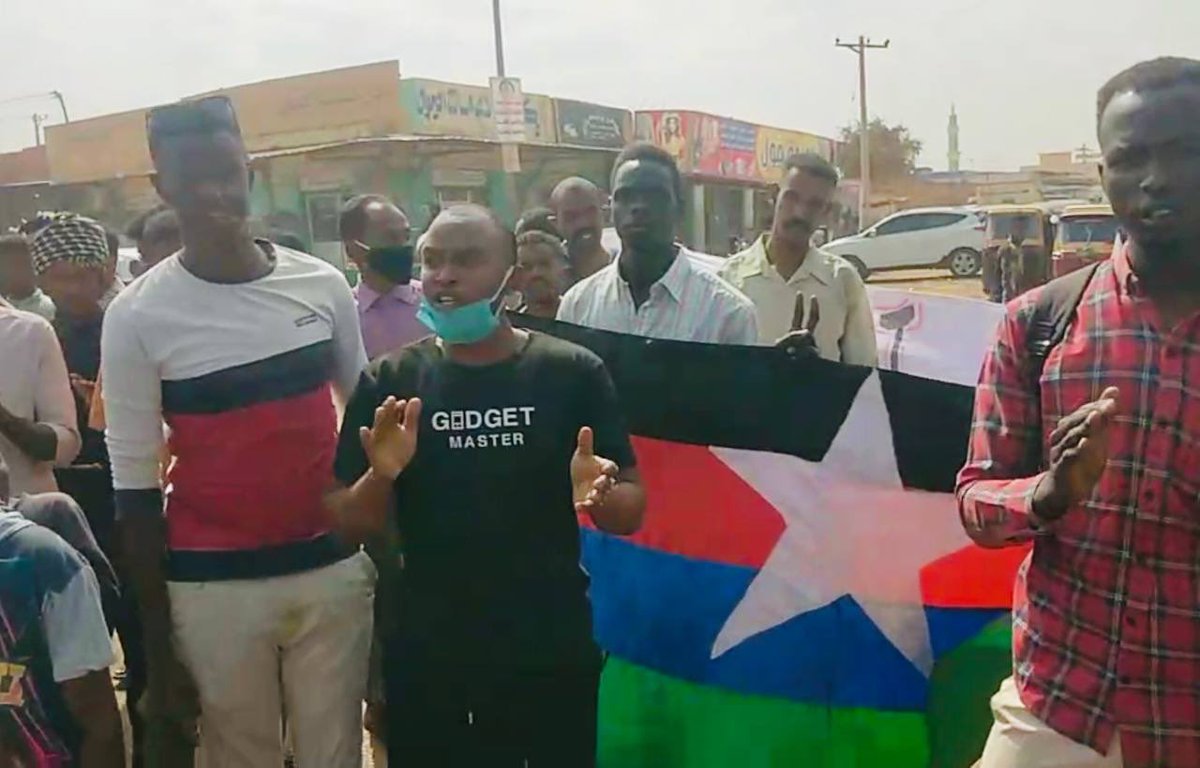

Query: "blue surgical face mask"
left=417, top=267, right=514, bottom=345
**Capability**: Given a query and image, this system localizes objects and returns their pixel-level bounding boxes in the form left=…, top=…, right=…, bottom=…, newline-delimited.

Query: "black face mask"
left=363, top=244, right=414, bottom=284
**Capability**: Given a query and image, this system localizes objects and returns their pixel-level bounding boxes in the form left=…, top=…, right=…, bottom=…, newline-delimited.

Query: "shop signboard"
left=555, top=99, right=631, bottom=148
left=757, top=126, right=837, bottom=184
left=399, top=78, right=555, bottom=143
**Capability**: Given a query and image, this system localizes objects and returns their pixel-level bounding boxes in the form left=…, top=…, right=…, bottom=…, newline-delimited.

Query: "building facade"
left=634, top=110, right=838, bottom=254
left=0, top=61, right=838, bottom=265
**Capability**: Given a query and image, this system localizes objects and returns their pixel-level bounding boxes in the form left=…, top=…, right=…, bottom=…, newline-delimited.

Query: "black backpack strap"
left=1021, top=262, right=1101, bottom=469
left=1024, top=262, right=1101, bottom=385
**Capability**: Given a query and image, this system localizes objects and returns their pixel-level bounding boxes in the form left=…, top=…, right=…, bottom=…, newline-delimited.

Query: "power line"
left=0, top=91, right=68, bottom=122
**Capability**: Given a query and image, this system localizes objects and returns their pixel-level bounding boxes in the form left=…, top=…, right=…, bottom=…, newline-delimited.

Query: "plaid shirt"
left=957, top=244, right=1200, bottom=767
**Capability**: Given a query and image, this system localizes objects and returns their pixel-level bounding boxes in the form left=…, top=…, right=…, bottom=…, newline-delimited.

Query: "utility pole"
left=492, top=0, right=507, bottom=77
left=32, top=113, right=46, bottom=146
left=835, top=36, right=889, bottom=228
left=51, top=90, right=69, bottom=123
left=490, top=0, right=520, bottom=217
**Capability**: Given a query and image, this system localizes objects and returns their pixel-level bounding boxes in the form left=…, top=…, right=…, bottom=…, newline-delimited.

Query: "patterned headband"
left=29, top=213, right=108, bottom=276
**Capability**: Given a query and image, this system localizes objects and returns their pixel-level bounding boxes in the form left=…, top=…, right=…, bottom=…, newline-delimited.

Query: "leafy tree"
left=837, top=119, right=923, bottom=181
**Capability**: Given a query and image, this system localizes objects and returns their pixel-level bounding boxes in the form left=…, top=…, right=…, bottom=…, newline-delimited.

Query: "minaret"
left=948, top=104, right=961, bottom=173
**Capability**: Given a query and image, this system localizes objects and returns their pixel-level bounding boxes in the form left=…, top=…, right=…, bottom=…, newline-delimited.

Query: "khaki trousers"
left=976, top=677, right=1123, bottom=768
left=170, top=552, right=375, bottom=768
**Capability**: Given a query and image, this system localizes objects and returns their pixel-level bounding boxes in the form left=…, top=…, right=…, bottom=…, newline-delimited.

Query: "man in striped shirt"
left=557, top=143, right=757, bottom=344
left=102, top=96, right=372, bottom=768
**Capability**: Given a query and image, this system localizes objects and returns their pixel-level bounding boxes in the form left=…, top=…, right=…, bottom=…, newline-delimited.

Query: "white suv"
left=824, top=207, right=986, bottom=278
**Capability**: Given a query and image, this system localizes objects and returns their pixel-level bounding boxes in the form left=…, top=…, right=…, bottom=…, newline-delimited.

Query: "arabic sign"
left=555, top=99, right=631, bottom=148
left=399, top=79, right=556, bottom=143
left=756, top=126, right=836, bottom=184
left=491, top=77, right=526, bottom=143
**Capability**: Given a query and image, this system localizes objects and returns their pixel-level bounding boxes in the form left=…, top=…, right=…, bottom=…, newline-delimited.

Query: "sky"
left=0, top=0, right=1193, bottom=171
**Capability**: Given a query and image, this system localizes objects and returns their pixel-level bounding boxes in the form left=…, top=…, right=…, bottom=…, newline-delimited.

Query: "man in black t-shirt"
left=327, top=204, right=646, bottom=767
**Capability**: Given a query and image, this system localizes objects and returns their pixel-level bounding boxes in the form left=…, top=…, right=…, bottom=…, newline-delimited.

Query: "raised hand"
left=1034, top=386, right=1120, bottom=520
left=571, top=426, right=620, bottom=513
left=359, top=396, right=422, bottom=481
left=775, top=294, right=822, bottom=358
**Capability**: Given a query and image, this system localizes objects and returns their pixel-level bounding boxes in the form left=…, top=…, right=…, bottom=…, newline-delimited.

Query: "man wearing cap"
left=27, top=213, right=113, bottom=523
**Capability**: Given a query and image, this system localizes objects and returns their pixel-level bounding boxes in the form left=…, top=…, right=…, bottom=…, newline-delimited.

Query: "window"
left=991, top=214, right=1041, bottom=240
left=437, top=187, right=479, bottom=205
left=923, top=213, right=967, bottom=229
left=876, top=212, right=966, bottom=236
left=305, top=192, right=348, bottom=243
left=1061, top=217, right=1118, bottom=245
left=875, top=214, right=921, bottom=236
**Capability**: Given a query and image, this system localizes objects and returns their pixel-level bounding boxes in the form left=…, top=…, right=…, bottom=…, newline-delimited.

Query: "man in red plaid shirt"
left=958, top=57, right=1200, bottom=768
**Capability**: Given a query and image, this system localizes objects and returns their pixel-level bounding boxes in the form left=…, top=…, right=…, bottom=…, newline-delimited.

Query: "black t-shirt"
left=55, top=314, right=107, bottom=467
left=334, top=331, right=635, bottom=667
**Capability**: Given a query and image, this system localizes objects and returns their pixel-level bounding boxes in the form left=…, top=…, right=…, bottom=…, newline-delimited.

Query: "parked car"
left=823, top=207, right=986, bottom=279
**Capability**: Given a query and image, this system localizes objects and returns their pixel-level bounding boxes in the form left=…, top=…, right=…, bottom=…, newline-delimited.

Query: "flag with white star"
left=515, top=314, right=1027, bottom=768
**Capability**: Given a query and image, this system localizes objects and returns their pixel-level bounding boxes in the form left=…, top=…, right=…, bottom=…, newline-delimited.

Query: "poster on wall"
left=490, top=77, right=527, bottom=144
left=642, top=111, right=693, bottom=171
left=556, top=99, right=631, bottom=148
left=691, top=116, right=758, bottom=181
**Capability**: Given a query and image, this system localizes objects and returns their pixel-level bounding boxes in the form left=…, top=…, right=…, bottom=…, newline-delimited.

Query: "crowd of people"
left=0, top=54, right=1197, bottom=768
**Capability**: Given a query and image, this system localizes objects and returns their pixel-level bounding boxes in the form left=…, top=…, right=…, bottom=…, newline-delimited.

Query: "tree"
left=837, top=119, right=923, bottom=181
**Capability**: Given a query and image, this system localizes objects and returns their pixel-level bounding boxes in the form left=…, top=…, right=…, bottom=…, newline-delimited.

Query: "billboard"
left=399, top=79, right=556, bottom=143
left=637, top=111, right=761, bottom=181
left=555, top=99, right=631, bottom=149
left=692, top=116, right=758, bottom=181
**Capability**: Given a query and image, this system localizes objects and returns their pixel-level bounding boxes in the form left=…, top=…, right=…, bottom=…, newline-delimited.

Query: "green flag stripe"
left=599, top=656, right=930, bottom=768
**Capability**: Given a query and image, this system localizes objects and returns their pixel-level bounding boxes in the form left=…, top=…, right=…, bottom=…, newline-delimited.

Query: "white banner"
left=866, top=287, right=1004, bottom=387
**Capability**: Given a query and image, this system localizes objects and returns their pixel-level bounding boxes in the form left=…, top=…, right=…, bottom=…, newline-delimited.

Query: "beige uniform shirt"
left=0, top=305, right=81, bottom=496
left=720, top=236, right=878, bottom=365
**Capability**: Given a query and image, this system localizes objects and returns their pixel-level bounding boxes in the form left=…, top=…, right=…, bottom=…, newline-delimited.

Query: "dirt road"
left=867, top=268, right=987, bottom=300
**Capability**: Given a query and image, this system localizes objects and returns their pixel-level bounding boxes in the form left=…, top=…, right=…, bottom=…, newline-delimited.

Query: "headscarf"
left=27, top=212, right=108, bottom=276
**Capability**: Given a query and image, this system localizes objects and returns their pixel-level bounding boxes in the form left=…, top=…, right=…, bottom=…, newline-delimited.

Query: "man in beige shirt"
left=0, top=298, right=81, bottom=496
left=720, top=153, right=877, bottom=366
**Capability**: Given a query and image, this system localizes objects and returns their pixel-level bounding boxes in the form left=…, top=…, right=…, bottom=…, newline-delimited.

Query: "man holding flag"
left=328, top=204, right=646, bottom=766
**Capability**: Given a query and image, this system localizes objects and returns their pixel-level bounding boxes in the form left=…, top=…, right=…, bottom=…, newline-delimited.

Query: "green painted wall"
left=253, top=147, right=617, bottom=239
left=388, top=162, right=438, bottom=228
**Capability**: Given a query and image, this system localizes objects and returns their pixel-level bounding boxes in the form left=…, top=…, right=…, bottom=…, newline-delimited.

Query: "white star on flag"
left=709, top=370, right=972, bottom=676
